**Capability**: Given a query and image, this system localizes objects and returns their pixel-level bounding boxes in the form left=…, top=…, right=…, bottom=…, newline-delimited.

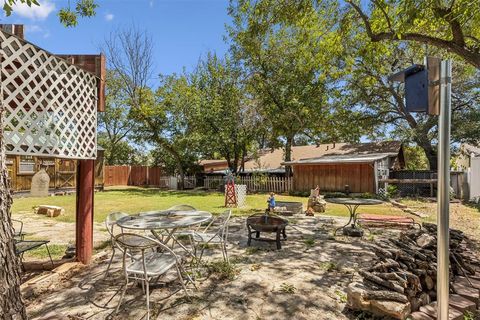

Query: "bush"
left=386, top=185, right=398, bottom=198
left=323, top=192, right=348, bottom=198
left=355, top=192, right=382, bottom=200
left=288, top=190, right=310, bottom=197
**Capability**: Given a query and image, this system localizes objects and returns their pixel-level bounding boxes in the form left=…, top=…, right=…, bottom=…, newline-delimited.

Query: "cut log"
left=365, top=290, right=409, bottom=303
left=34, top=205, right=65, bottom=217
left=359, top=270, right=405, bottom=294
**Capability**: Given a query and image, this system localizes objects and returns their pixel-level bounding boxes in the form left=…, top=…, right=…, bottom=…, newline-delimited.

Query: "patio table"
left=325, top=198, right=383, bottom=237
left=116, top=210, right=212, bottom=257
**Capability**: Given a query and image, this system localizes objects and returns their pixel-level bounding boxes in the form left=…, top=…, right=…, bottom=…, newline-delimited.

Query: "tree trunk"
left=240, top=144, right=247, bottom=173
left=284, top=135, right=293, bottom=177
left=0, top=107, right=27, bottom=319
left=417, top=140, right=438, bottom=171
left=177, top=166, right=185, bottom=190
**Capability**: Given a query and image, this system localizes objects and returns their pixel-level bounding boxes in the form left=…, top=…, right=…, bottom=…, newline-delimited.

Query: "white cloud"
left=12, top=0, right=55, bottom=21
left=25, top=24, right=50, bottom=38
left=149, top=0, right=154, bottom=7
left=105, top=13, right=114, bottom=21
left=26, top=24, right=43, bottom=33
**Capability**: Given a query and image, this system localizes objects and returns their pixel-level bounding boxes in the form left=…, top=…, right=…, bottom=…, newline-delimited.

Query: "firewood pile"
left=346, top=222, right=479, bottom=319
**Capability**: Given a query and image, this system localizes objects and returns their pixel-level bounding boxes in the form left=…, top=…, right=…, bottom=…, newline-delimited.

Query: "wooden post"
left=76, top=159, right=95, bottom=264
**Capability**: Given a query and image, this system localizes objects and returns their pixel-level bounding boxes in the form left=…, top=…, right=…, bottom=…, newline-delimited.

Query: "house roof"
left=283, top=153, right=393, bottom=165
left=244, top=141, right=402, bottom=171
left=199, top=159, right=228, bottom=166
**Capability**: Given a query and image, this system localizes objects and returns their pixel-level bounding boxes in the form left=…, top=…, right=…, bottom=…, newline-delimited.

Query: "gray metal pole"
left=437, top=59, right=452, bottom=320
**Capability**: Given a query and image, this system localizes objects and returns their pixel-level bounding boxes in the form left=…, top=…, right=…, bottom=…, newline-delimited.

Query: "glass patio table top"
left=116, top=210, right=212, bottom=230
left=325, top=198, right=383, bottom=206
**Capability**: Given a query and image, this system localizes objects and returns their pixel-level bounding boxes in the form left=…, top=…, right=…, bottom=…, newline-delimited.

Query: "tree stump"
left=35, top=205, right=65, bottom=217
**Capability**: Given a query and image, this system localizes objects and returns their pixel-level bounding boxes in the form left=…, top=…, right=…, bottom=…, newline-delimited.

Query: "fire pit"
left=246, top=213, right=288, bottom=249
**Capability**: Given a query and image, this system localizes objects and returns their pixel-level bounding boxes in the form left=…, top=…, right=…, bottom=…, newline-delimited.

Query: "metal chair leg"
left=176, top=266, right=190, bottom=298
left=104, top=247, right=116, bottom=279
left=44, top=243, right=54, bottom=268
left=115, top=275, right=128, bottom=315
left=145, top=278, right=150, bottom=320
left=115, top=254, right=129, bottom=315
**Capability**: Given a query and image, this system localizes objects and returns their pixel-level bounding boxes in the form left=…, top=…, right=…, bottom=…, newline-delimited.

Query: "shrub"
left=386, top=185, right=398, bottom=198
left=323, top=192, right=348, bottom=198
left=288, top=190, right=310, bottom=197
left=206, top=260, right=239, bottom=281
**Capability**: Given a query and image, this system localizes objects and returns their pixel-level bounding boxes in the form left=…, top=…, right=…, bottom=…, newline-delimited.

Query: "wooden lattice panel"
left=1, top=30, right=98, bottom=159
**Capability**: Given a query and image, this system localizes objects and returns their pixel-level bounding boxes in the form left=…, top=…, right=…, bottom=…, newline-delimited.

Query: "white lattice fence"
left=1, top=30, right=98, bottom=159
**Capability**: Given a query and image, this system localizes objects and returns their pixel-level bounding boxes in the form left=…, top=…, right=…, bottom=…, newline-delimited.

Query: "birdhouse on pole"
left=388, top=56, right=441, bottom=115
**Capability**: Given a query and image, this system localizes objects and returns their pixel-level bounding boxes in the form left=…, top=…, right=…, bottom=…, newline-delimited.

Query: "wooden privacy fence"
left=104, top=166, right=164, bottom=187
left=104, top=166, right=196, bottom=189
left=204, top=176, right=293, bottom=193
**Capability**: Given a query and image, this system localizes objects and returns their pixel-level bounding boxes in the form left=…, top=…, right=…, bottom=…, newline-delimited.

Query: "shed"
left=283, top=142, right=405, bottom=194
left=6, top=147, right=104, bottom=192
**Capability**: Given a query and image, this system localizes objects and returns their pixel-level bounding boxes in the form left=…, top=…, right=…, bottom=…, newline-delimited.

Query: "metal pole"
left=437, top=59, right=452, bottom=320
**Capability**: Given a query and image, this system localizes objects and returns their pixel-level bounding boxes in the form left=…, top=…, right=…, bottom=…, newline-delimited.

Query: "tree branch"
left=346, top=0, right=480, bottom=68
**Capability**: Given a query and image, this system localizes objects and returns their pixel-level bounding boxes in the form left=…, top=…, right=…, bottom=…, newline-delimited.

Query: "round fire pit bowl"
left=246, top=213, right=288, bottom=249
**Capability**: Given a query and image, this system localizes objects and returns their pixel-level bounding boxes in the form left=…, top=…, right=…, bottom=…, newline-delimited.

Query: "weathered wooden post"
left=76, top=159, right=95, bottom=264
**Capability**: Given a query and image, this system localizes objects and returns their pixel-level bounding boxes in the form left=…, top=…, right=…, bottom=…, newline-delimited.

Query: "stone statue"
left=30, top=166, right=50, bottom=197
left=307, top=185, right=327, bottom=214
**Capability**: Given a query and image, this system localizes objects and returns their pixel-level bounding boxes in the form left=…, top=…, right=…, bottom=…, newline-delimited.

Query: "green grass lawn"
left=12, top=186, right=405, bottom=223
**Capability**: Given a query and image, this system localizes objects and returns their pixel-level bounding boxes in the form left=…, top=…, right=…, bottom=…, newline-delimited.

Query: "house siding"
left=292, top=163, right=375, bottom=193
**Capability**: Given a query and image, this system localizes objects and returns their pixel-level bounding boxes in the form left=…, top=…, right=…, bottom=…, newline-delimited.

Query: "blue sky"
left=2, top=0, right=231, bottom=76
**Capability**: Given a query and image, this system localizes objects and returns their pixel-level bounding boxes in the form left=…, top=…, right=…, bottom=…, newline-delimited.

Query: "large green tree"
left=130, top=77, right=200, bottom=186
left=345, top=0, right=480, bottom=68
left=190, top=53, right=260, bottom=173
left=227, top=0, right=360, bottom=174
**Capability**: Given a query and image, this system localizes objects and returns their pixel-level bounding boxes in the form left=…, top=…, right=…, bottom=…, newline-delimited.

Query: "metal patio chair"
left=190, top=209, right=231, bottom=263
left=104, top=212, right=130, bottom=278
left=114, top=233, right=191, bottom=320
left=15, top=239, right=54, bottom=269
left=11, top=218, right=54, bottom=269
left=12, top=218, right=25, bottom=240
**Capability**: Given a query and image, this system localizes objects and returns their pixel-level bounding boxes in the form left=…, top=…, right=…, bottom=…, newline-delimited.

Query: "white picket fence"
left=204, top=176, right=293, bottom=193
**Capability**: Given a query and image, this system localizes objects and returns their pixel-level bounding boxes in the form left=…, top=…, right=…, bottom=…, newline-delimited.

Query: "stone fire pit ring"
left=246, top=213, right=288, bottom=249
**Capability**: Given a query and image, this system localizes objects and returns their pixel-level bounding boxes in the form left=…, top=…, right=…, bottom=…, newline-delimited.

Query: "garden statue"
left=30, top=165, right=50, bottom=197
left=307, top=185, right=326, bottom=214
left=267, top=192, right=276, bottom=213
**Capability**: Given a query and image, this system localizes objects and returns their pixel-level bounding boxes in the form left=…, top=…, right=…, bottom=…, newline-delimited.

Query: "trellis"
left=1, top=26, right=102, bottom=264
left=1, top=29, right=98, bottom=160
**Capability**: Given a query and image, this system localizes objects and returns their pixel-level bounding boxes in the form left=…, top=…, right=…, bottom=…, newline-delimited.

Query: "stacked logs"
left=349, top=223, right=478, bottom=316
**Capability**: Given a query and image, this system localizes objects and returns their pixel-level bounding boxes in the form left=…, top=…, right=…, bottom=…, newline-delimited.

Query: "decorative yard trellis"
left=1, top=25, right=105, bottom=264
left=1, top=30, right=98, bottom=160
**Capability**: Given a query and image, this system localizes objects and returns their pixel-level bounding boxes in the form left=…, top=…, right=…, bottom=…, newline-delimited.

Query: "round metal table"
left=325, top=198, right=383, bottom=236
left=117, top=210, right=212, bottom=254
